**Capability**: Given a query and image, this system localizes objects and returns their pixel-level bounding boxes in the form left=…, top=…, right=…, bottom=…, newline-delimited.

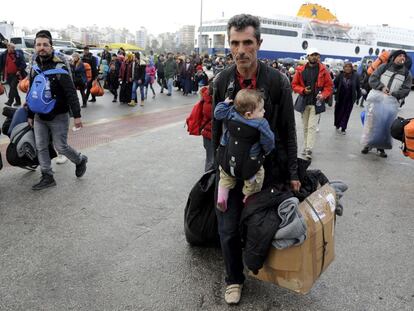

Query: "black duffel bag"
left=184, top=169, right=220, bottom=247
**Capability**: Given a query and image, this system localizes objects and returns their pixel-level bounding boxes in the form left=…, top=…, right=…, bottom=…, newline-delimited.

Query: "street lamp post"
left=199, top=0, right=203, bottom=55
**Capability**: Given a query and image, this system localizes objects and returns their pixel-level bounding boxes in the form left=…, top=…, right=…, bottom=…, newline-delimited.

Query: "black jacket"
left=27, top=55, right=81, bottom=121
left=212, top=61, right=299, bottom=184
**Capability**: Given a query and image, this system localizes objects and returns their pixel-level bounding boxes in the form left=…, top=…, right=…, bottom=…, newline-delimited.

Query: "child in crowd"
left=214, top=89, right=275, bottom=212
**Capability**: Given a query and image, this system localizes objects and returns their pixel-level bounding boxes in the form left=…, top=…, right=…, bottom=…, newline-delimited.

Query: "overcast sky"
left=2, top=0, right=414, bottom=35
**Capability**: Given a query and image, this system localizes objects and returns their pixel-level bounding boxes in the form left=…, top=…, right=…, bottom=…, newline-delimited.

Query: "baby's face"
left=247, top=101, right=265, bottom=119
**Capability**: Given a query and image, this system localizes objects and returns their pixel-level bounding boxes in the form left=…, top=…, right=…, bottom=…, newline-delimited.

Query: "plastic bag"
left=360, top=90, right=399, bottom=149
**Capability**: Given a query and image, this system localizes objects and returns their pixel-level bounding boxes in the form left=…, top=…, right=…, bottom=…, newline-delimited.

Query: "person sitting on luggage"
left=214, top=89, right=275, bottom=212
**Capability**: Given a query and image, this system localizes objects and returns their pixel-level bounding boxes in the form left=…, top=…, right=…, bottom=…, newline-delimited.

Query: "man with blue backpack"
left=27, top=30, right=88, bottom=190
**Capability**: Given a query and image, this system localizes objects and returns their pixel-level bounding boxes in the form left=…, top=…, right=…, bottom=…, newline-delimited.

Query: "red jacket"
left=200, top=86, right=212, bottom=140
left=291, top=63, right=333, bottom=100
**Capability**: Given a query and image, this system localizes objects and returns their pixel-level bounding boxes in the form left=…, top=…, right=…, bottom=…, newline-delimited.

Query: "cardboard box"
left=250, top=184, right=336, bottom=294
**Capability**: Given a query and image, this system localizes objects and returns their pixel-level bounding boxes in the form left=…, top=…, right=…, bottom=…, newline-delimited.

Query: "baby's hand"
left=224, top=97, right=233, bottom=104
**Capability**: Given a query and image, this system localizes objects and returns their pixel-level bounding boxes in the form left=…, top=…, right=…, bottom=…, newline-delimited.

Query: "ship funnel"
left=297, top=3, right=338, bottom=22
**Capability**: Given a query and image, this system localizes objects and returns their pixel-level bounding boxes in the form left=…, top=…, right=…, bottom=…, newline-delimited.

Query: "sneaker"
left=32, top=174, right=56, bottom=191
left=336, top=127, right=341, bottom=134
left=341, top=130, right=346, bottom=135
left=140, top=101, right=145, bottom=107
left=152, top=94, right=156, bottom=99
left=88, top=99, right=96, bottom=102
left=56, top=154, right=68, bottom=164
left=361, top=146, right=370, bottom=154
left=225, top=284, right=243, bottom=305
left=128, top=100, right=136, bottom=107
left=75, top=155, right=88, bottom=178
left=167, top=93, right=172, bottom=96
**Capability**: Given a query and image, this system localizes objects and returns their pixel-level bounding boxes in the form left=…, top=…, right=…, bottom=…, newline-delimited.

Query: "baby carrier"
left=218, top=119, right=265, bottom=180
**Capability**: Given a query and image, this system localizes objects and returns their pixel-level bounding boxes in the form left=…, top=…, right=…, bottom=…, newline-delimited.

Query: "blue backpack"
left=27, top=64, right=69, bottom=114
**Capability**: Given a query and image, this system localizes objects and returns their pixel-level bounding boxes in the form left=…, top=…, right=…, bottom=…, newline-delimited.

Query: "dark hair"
left=35, top=30, right=53, bottom=45
left=227, top=14, right=261, bottom=43
left=234, top=89, right=263, bottom=115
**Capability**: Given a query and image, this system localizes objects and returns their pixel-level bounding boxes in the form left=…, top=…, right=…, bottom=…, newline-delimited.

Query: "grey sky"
left=2, top=0, right=414, bottom=35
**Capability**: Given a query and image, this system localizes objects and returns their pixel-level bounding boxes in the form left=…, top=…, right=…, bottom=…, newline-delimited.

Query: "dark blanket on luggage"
left=241, top=187, right=294, bottom=273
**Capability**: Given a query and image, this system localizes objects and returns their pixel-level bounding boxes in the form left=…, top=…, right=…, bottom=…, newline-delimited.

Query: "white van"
left=10, top=37, right=35, bottom=50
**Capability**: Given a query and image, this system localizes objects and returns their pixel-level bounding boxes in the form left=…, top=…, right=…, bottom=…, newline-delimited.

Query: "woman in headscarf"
left=333, top=62, right=361, bottom=134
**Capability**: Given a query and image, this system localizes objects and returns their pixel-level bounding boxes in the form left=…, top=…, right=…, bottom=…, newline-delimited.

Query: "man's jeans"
left=6, top=74, right=21, bottom=105
left=34, top=113, right=82, bottom=175
left=132, top=80, right=145, bottom=101
left=215, top=181, right=246, bottom=285
left=167, top=78, right=174, bottom=95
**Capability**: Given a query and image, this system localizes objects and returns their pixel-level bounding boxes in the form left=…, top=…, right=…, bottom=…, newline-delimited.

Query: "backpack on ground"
left=27, top=65, right=69, bottom=114
left=186, top=99, right=207, bottom=136
left=83, top=62, right=92, bottom=81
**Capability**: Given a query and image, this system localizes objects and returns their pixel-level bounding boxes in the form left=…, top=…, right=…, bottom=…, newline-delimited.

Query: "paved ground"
left=0, top=84, right=414, bottom=310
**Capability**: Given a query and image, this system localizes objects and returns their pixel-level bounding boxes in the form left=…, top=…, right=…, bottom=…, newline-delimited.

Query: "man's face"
left=394, top=54, right=406, bottom=65
left=343, top=64, right=353, bottom=74
left=35, top=37, right=53, bottom=57
left=307, top=53, right=319, bottom=64
left=228, top=26, right=261, bottom=71
left=7, top=44, right=15, bottom=53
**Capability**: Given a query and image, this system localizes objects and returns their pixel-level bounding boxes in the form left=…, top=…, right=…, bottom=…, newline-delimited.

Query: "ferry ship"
left=196, top=3, right=414, bottom=62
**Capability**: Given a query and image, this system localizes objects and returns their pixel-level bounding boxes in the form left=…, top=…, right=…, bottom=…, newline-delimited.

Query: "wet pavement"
left=0, top=84, right=413, bottom=310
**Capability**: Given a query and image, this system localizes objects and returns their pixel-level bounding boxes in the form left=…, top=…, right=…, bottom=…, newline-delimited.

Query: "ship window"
left=355, top=46, right=360, bottom=55
left=302, top=41, right=308, bottom=50
left=375, top=48, right=380, bottom=56
left=262, top=28, right=298, bottom=37
left=369, top=48, right=373, bottom=55
left=377, top=41, right=414, bottom=50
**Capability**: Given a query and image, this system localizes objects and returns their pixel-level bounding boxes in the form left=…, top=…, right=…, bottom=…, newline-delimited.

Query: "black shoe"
left=112, top=98, right=117, bottom=102
left=378, top=149, right=387, bottom=158
left=167, top=93, right=172, bottom=96
left=160, top=90, right=163, bottom=93
left=81, top=104, right=87, bottom=108
left=4, top=101, right=12, bottom=106
left=88, top=99, right=96, bottom=102
left=361, top=146, right=370, bottom=154
left=13, top=102, right=21, bottom=107
left=32, top=174, right=56, bottom=190
left=75, top=155, right=88, bottom=177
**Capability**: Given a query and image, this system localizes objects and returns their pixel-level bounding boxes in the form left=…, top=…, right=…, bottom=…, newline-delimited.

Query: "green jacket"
left=164, top=59, right=177, bottom=79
